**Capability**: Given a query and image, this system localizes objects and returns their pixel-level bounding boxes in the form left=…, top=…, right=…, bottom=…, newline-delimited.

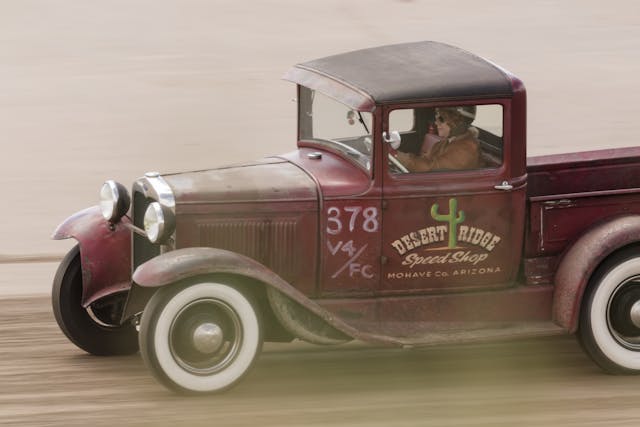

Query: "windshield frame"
left=297, top=85, right=375, bottom=175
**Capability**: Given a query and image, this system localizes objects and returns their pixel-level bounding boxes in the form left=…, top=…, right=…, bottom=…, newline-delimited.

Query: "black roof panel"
left=293, top=41, right=514, bottom=105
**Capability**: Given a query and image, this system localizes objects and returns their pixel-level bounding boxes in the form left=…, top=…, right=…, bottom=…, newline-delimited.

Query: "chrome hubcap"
left=192, top=322, right=224, bottom=354
left=169, top=298, right=243, bottom=375
left=630, top=301, right=640, bottom=329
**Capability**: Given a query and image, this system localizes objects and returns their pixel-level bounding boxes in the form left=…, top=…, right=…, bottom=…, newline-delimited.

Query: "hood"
left=161, top=157, right=318, bottom=204
left=278, top=147, right=373, bottom=197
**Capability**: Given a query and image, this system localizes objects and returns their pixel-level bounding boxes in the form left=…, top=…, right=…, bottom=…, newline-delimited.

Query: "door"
left=380, top=102, right=526, bottom=295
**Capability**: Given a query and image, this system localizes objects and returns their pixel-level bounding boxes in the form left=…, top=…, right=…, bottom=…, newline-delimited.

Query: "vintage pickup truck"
left=52, top=41, right=640, bottom=394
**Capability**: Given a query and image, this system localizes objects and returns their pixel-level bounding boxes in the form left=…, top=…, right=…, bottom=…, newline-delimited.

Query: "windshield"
left=299, top=86, right=373, bottom=172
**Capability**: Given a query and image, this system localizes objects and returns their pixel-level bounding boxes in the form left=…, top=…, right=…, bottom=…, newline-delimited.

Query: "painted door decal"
left=389, top=198, right=503, bottom=279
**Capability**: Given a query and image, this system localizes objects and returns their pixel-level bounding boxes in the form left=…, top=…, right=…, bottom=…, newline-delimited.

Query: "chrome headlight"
left=143, top=202, right=175, bottom=243
left=99, top=180, right=130, bottom=222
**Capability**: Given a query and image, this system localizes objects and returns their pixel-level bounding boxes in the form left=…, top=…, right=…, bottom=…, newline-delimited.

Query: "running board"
left=340, top=320, right=567, bottom=348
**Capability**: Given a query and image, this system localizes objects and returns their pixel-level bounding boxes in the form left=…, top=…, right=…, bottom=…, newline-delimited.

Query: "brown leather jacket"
left=396, top=128, right=481, bottom=172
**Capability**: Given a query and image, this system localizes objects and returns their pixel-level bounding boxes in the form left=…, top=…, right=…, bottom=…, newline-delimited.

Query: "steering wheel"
left=388, top=153, right=409, bottom=174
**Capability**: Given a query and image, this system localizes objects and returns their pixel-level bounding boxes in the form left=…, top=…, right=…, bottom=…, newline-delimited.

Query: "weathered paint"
left=131, top=247, right=563, bottom=346
left=526, top=151, right=640, bottom=263
left=162, top=158, right=318, bottom=204
left=553, top=215, right=640, bottom=332
left=131, top=247, right=385, bottom=345
left=52, top=206, right=132, bottom=307
left=278, top=148, right=373, bottom=198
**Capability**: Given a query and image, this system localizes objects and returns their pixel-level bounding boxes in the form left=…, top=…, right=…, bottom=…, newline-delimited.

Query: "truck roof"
left=283, top=41, right=515, bottom=112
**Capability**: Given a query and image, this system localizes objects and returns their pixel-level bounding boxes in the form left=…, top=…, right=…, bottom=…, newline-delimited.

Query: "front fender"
left=53, top=206, right=132, bottom=307
left=132, top=247, right=392, bottom=345
left=553, top=215, right=640, bottom=332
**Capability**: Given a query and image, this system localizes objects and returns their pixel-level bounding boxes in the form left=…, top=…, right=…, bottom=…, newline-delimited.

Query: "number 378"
left=326, top=206, right=379, bottom=235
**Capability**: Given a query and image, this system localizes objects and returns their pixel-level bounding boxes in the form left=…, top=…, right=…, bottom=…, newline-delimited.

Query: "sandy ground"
left=2, top=1, right=640, bottom=425
left=4, top=296, right=640, bottom=427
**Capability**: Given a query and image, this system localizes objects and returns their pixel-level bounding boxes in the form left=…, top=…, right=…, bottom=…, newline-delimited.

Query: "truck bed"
left=524, top=146, right=640, bottom=279
left=527, top=146, right=640, bottom=198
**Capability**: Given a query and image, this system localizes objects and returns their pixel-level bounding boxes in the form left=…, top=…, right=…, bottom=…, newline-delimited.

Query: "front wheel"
left=579, top=250, right=640, bottom=373
left=52, top=245, right=138, bottom=356
left=139, top=281, right=262, bottom=394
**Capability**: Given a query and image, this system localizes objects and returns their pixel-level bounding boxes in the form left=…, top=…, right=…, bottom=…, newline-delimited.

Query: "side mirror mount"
left=383, top=131, right=402, bottom=149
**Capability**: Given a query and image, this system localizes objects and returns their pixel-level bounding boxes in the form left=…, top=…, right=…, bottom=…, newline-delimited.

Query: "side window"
left=389, top=109, right=414, bottom=133
left=389, top=105, right=503, bottom=174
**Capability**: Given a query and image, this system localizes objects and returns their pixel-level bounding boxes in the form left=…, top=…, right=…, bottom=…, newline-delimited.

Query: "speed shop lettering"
left=390, top=199, right=502, bottom=269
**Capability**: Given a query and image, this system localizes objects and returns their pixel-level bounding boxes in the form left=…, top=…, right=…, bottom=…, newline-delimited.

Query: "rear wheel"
left=579, top=250, right=640, bottom=373
left=51, top=245, right=138, bottom=355
left=139, top=281, right=262, bottom=394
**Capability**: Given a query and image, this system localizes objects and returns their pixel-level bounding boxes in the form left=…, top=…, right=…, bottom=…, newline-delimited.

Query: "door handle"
left=494, top=181, right=513, bottom=191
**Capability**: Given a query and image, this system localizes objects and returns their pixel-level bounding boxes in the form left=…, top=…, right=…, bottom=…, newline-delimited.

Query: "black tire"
left=139, top=281, right=262, bottom=394
left=579, top=248, right=640, bottom=374
left=52, top=245, right=138, bottom=356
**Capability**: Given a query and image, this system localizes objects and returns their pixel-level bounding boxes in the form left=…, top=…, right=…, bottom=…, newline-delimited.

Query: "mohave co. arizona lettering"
left=390, top=199, right=502, bottom=269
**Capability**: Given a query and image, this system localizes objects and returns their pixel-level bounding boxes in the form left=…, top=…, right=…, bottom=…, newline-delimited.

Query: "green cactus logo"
left=430, top=198, right=465, bottom=248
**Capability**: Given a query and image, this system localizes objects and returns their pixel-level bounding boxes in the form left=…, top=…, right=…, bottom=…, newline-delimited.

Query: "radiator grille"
left=198, top=219, right=299, bottom=277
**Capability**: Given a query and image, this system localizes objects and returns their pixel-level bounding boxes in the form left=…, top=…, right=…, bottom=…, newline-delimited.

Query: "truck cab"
left=281, top=42, right=537, bottom=332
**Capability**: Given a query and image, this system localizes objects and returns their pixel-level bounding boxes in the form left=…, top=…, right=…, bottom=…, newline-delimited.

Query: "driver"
left=395, top=106, right=481, bottom=172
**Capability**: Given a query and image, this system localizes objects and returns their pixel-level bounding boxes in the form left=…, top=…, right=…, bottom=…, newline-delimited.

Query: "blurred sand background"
left=1, top=0, right=639, bottom=259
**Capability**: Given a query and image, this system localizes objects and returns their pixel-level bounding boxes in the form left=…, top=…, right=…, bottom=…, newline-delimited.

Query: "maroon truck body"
left=52, top=41, right=640, bottom=393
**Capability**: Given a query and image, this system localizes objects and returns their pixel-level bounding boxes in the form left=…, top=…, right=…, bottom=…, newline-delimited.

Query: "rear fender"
left=132, top=247, right=372, bottom=343
left=553, top=215, right=640, bottom=332
left=53, top=206, right=132, bottom=307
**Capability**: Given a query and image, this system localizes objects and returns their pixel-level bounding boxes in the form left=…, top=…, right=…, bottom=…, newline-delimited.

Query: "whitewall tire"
left=139, top=281, right=262, bottom=393
left=579, top=251, right=640, bottom=374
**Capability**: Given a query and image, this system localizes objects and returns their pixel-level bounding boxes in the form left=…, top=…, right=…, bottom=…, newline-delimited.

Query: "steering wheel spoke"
left=388, top=153, right=409, bottom=174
